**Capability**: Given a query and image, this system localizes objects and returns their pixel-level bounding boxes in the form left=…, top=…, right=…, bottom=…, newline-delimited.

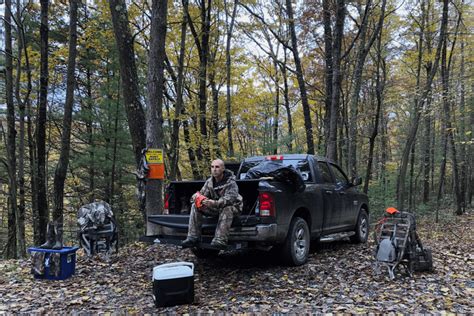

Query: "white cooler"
left=152, top=262, right=194, bottom=307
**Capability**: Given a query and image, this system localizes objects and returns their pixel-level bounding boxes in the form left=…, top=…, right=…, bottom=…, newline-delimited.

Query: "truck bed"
left=165, top=178, right=262, bottom=216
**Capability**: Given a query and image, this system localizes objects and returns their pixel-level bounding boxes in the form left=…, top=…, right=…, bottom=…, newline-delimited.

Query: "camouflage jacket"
left=199, top=170, right=243, bottom=212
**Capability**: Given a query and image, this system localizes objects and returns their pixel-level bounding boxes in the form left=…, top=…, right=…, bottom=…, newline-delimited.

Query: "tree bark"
left=14, top=0, right=29, bottom=257
left=209, top=71, right=221, bottom=157
left=52, top=0, right=79, bottom=225
left=110, top=91, right=121, bottom=206
left=323, top=0, right=332, bottom=155
left=281, top=47, right=293, bottom=152
left=286, top=0, right=314, bottom=154
left=170, top=0, right=189, bottom=181
left=145, top=0, right=168, bottom=235
left=422, top=91, right=432, bottom=203
left=225, top=0, right=237, bottom=157
left=5, top=0, right=18, bottom=258
left=109, top=0, right=146, bottom=167
left=272, top=57, right=280, bottom=155
left=209, top=27, right=221, bottom=158
left=327, top=0, right=345, bottom=161
left=36, top=0, right=50, bottom=244
left=86, top=64, right=95, bottom=201
left=408, top=142, right=416, bottom=210
left=459, top=38, right=467, bottom=211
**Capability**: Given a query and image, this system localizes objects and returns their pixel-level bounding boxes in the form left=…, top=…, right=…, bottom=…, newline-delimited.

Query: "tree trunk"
left=397, top=0, right=448, bottom=210
left=199, top=0, right=211, bottom=162
left=469, top=80, right=474, bottom=206
left=5, top=0, right=18, bottom=258
left=327, top=0, right=345, bottom=161
left=145, top=0, right=168, bottom=235
left=459, top=38, right=467, bottom=211
left=422, top=92, right=432, bottom=203
left=409, top=142, right=416, bottom=210
left=209, top=30, right=221, bottom=158
left=440, top=21, right=462, bottom=215
left=225, top=0, right=237, bottom=157
left=109, top=0, right=146, bottom=167
left=27, top=66, right=38, bottom=245
left=272, top=58, right=280, bottom=155
left=183, top=116, right=201, bottom=179
left=184, top=0, right=211, bottom=166
left=323, top=0, right=332, bottom=155
left=286, top=0, right=314, bottom=154
left=170, top=0, right=188, bottom=181
left=363, top=27, right=385, bottom=194
left=86, top=64, right=95, bottom=201
left=281, top=48, right=293, bottom=152
left=348, top=0, right=386, bottom=178
left=110, top=92, right=121, bottom=206
left=210, top=71, right=221, bottom=157
left=36, top=0, right=50, bottom=244
left=52, top=0, right=79, bottom=225
left=14, top=0, right=29, bottom=257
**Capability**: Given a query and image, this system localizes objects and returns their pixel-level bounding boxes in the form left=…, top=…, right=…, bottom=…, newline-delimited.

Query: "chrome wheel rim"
left=294, top=226, right=307, bottom=260
left=359, top=216, right=368, bottom=239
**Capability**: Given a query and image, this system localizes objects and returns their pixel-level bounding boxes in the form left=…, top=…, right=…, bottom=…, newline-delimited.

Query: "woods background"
left=0, top=0, right=472, bottom=259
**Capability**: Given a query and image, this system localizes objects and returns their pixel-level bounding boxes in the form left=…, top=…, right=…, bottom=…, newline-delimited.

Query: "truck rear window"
left=239, top=159, right=312, bottom=182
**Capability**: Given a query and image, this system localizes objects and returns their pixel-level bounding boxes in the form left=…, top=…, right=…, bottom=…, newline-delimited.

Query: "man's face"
left=211, top=160, right=224, bottom=179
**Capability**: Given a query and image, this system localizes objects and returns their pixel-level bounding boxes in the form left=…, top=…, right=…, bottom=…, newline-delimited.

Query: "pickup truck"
left=148, top=154, right=369, bottom=266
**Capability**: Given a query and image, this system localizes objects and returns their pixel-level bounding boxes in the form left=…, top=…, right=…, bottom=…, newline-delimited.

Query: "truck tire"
left=281, top=217, right=310, bottom=266
left=191, top=247, right=220, bottom=259
left=350, top=209, right=369, bottom=243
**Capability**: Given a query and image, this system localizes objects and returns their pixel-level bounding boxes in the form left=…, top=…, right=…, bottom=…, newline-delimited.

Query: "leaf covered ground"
left=1, top=214, right=473, bottom=314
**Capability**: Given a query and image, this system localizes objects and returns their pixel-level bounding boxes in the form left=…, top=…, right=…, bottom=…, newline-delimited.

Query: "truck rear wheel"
left=350, top=209, right=369, bottom=243
left=191, top=247, right=220, bottom=259
left=281, top=217, right=310, bottom=266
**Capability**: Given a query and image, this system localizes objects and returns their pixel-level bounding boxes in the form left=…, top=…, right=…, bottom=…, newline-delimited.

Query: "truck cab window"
left=330, top=164, right=349, bottom=186
left=296, top=160, right=312, bottom=182
left=318, top=162, right=333, bottom=183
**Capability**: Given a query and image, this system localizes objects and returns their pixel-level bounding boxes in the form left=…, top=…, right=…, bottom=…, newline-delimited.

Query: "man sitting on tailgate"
left=181, top=159, right=243, bottom=249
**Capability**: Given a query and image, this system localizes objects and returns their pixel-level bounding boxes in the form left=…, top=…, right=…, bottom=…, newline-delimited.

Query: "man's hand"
left=202, top=199, right=216, bottom=208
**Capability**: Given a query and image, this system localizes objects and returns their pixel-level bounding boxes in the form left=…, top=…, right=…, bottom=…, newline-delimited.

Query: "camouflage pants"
left=187, top=203, right=239, bottom=244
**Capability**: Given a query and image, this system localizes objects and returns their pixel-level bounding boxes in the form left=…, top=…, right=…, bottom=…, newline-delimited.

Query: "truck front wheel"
left=281, top=217, right=310, bottom=266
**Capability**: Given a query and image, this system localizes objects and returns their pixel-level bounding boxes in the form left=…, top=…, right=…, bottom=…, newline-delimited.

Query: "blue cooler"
left=28, top=246, right=79, bottom=280
left=152, top=262, right=194, bottom=307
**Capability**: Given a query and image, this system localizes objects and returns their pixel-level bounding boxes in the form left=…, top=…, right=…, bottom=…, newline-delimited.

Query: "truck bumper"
left=142, top=223, right=279, bottom=244
left=148, top=214, right=279, bottom=242
left=228, top=223, right=278, bottom=242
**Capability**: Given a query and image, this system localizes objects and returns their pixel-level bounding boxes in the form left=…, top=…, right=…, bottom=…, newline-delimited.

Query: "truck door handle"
left=338, top=191, right=346, bottom=195
left=324, top=190, right=333, bottom=195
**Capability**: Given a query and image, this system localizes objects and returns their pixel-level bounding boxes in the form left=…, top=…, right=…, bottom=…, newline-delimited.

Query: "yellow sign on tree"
left=146, top=149, right=164, bottom=164
left=145, top=149, right=164, bottom=180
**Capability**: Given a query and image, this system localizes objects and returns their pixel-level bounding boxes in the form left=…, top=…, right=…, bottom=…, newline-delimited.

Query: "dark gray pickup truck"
left=148, top=154, right=369, bottom=266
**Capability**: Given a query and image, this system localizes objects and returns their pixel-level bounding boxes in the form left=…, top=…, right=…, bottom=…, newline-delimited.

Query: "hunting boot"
left=39, top=222, right=55, bottom=249
left=52, top=221, right=63, bottom=250
left=181, top=236, right=199, bottom=248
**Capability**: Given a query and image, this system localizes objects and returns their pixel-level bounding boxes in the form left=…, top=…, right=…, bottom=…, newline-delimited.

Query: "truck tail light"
left=163, top=193, right=169, bottom=214
left=258, top=192, right=275, bottom=217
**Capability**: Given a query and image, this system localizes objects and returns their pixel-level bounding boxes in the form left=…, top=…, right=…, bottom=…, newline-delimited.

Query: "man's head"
left=211, top=159, right=225, bottom=180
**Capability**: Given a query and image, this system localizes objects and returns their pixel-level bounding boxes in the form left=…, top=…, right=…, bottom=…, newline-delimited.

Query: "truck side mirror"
left=351, top=177, right=362, bottom=186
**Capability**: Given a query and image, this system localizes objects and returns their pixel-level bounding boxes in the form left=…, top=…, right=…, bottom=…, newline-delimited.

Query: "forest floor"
left=0, top=213, right=472, bottom=314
